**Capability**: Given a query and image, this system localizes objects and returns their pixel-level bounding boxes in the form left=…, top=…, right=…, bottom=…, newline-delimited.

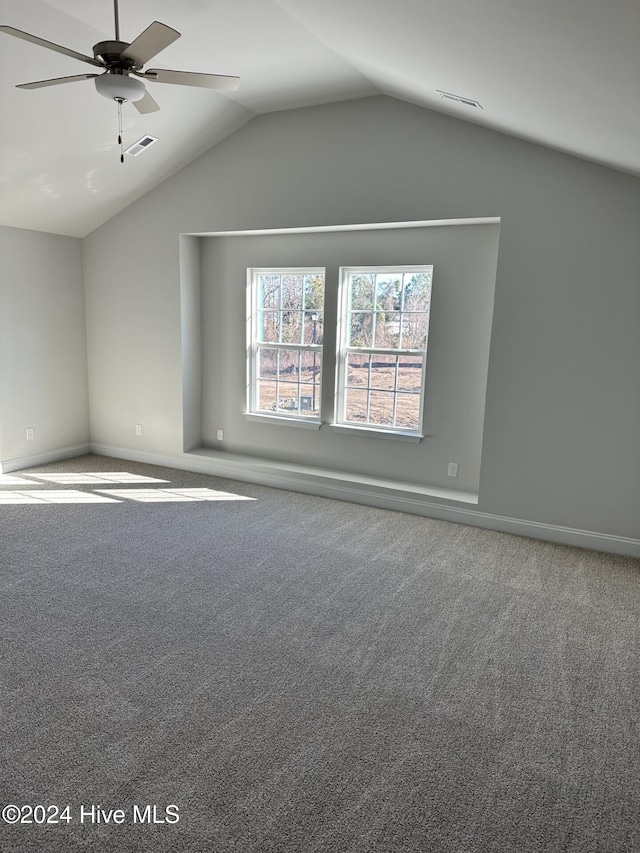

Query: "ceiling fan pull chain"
left=118, top=99, right=124, bottom=163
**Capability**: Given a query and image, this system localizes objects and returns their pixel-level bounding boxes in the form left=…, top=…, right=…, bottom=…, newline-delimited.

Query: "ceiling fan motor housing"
left=93, top=40, right=139, bottom=69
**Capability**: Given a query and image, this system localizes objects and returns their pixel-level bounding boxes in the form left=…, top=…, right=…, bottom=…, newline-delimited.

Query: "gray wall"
left=82, top=96, right=640, bottom=540
left=0, top=225, right=89, bottom=467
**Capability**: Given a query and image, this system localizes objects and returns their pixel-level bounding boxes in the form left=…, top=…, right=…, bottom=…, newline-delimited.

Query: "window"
left=247, top=269, right=325, bottom=421
left=335, top=266, right=433, bottom=436
left=247, top=264, right=433, bottom=437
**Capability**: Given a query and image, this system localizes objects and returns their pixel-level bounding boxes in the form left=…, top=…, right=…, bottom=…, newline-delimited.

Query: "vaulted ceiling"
left=1, top=0, right=638, bottom=237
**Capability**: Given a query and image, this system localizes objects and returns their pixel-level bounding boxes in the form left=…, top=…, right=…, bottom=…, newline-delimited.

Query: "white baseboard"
left=0, top=443, right=91, bottom=475
left=89, top=443, right=640, bottom=559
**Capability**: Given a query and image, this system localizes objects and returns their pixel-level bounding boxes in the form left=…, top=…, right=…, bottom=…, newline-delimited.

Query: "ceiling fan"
left=0, top=0, right=239, bottom=158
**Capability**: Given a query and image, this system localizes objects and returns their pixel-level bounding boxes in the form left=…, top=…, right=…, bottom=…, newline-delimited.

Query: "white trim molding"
left=189, top=217, right=501, bottom=238
left=0, top=443, right=91, bottom=475
left=88, top=443, right=640, bottom=559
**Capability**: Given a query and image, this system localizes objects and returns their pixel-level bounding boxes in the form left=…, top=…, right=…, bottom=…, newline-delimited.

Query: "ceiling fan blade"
left=143, top=69, right=240, bottom=91
left=133, top=89, right=160, bottom=114
left=0, top=25, right=103, bottom=67
left=16, top=73, right=99, bottom=90
left=121, top=21, right=180, bottom=67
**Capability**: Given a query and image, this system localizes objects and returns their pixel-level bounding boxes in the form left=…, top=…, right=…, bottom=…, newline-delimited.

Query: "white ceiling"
left=1, top=0, right=638, bottom=238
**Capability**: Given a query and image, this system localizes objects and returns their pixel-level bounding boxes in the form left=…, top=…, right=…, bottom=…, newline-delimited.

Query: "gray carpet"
left=0, top=454, right=638, bottom=852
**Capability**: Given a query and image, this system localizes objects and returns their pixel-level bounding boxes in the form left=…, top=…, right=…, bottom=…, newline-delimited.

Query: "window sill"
left=245, top=412, right=322, bottom=430
left=330, top=423, right=424, bottom=443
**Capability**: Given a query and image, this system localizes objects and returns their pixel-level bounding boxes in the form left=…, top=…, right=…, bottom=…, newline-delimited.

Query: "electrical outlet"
left=135, top=424, right=142, bottom=436
left=217, top=429, right=224, bottom=441
left=26, top=427, right=35, bottom=441
left=447, top=462, right=458, bottom=478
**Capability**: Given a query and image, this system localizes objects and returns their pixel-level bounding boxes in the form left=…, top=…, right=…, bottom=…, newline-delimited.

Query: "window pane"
left=400, top=312, right=429, bottom=349
left=299, top=383, right=319, bottom=414
left=259, top=311, right=280, bottom=343
left=257, top=380, right=277, bottom=411
left=303, top=311, right=323, bottom=345
left=397, top=356, right=423, bottom=393
left=300, top=349, right=321, bottom=384
left=375, top=275, right=401, bottom=313
left=349, top=312, right=373, bottom=347
left=370, top=356, right=398, bottom=391
left=374, top=311, right=401, bottom=349
left=349, top=274, right=375, bottom=310
left=346, top=352, right=370, bottom=387
left=369, top=390, right=395, bottom=426
left=402, top=272, right=432, bottom=311
left=257, top=347, right=277, bottom=379
left=304, top=275, right=325, bottom=311
left=281, top=311, right=303, bottom=344
left=344, top=388, right=368, bottom=423
left=395, top=392, right=421, bottom=430
left=277, top=350, right=300, bottom=381
left=276, top=390, right=299, bottom=413
left=281, top=275, right=304, bottom=310
left=259, top=275, right=281, bottom=309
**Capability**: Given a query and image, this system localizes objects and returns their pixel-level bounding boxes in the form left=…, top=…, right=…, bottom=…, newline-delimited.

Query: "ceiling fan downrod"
left=113, top=0, right=120, bottom=41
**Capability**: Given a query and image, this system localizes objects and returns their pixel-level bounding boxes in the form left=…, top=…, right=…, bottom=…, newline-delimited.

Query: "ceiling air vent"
left=436, top=90, right=483, bottom=109
left=125, top=135, right=158, bottom=157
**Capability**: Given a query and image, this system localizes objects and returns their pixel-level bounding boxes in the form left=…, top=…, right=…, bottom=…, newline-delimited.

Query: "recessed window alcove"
left=180, top=219, right=500, bottom=508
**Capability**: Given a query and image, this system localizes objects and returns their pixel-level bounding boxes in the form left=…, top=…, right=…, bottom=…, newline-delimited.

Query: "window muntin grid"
left=337, top=267, right=432, bottom=433
left=249, top=269, right=325, bottom=419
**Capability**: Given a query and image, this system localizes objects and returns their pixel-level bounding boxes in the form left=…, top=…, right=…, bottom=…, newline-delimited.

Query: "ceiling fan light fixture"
left=95, top=72, right=146, bottom=102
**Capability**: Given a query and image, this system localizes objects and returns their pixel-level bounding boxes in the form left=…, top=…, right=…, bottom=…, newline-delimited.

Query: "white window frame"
left=246, top=267, right=325, bottom=427
left=334, top=265, right=433, bottom=439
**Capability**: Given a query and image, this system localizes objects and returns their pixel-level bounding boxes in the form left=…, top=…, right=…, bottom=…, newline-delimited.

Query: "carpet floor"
left=0, top=454, right=638, bottom=852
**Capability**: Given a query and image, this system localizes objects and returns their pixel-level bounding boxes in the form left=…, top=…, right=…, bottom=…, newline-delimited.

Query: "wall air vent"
left=124, top=135, right=158, bottom=157
left=436, top=90, right=483, bottom=109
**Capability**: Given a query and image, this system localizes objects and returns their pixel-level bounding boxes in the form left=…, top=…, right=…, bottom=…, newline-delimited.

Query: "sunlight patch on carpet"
left=0, top=474, right=34, bottom=485
left=25, top=472, right=170, bottom=484
left=96, top=488, right=256, bottom=502
left=0, top=490, right=120, bottom=504
left=99, top=489, right=255, bottom=503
